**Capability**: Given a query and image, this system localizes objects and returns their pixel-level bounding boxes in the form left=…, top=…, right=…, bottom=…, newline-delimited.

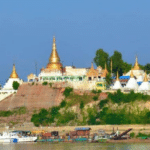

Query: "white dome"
left=113, top=81, right=122, bottom=90
left=125, top=77, right=139, bottom=90
left=138, top=82, right=150, bottom=91
left=136, top=75, right=143, bottom=82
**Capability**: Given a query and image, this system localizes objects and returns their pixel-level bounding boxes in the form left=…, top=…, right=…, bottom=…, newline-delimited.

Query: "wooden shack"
left=42, top=133, right=52, bottom=139
left=70, top=127, right=91, bottom=139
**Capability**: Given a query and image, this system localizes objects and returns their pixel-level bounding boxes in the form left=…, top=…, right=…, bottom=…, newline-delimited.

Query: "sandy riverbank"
left=0, top=124, right=150, bottom=136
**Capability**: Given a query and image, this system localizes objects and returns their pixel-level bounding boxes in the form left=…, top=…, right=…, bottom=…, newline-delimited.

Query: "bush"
left=0, top=111, right=12, bottom=117
left=93, top=96, right=98, bottom=101
left=50, top=106, right=60, bottom=118
left=80, top=101, right=84, bottom=110
left=91, top=89, right=97, bottom=94
left=108, top=90, right=150, bottom=104
left=63, top=87, right=73, bottom=97
left=60, top=100, right=67, bottom=108
left=130, top=132, right=135, bottom=138
left=49, top=82, right=53, bottom=88
left=32, top=82, right=34, bottom=85
left=42, top=81, right=48, bottom=85
left=99, top=99, right=109, bottom=109
left=12, top=81, right=20, bottom=90
left=97, top=90, right=102, bottom=93
left=57, top=110, right=77, bottom=125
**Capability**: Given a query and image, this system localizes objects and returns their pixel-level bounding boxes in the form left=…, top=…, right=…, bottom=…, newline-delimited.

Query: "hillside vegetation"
left=30, top=88, right=150, bottom=127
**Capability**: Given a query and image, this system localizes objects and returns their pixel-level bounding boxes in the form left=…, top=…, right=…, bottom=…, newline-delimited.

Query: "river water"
left=0, top=142, right=150, bottom=150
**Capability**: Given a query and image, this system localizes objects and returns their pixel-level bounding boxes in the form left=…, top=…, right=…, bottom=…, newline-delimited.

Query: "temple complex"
left=31, top=37, right=108, bottom=90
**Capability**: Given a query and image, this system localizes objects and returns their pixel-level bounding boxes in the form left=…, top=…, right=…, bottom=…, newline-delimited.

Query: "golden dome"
left=143, top=71, right=148, bottom=82
left=46, top=36, right=62, bottom=71
left=10, top=64, right=19, bottom=78
left=133, top=56, right=141, bottom=70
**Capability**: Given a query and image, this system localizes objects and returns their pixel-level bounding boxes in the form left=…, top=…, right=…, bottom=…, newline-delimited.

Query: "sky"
left=0, top=0, right=150, bottom=85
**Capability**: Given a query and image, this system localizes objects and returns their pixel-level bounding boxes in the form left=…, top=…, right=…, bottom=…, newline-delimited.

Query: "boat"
left=0, top=131, right=19, bottom=143
left=12, top=130, right=37, bottom=142
left=0, top=130, right=37, bottom=143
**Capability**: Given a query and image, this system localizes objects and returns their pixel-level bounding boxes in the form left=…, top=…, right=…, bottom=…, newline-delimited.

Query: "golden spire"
left=111, top=59, right=112, bottom=74
left=130, top=69, right=134, bottom=78
left=116, top=71, right=119, bottom=81
left=46, top=36, right=62, bottom=70
left=143, top=71, right=148, bottom=82
left=49, top=36, right=60, bottom=63
left=91, top=62, right=94, bottom=68
left=133, top=56, right=141, bottom=70
left=10, top=64, right=19, bottom=78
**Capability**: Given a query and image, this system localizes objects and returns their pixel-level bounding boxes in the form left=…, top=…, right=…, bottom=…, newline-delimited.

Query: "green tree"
left=105, top=73, right=112, bottom=86
left=122, top=62, right=132, bottom=74
left=12, top=81, right=20, bottom=90
left=110, top=51, right=124, bottom=75
left=94, top=49, right=109, bottom=69
left=144, top=63, right=150, bottom=74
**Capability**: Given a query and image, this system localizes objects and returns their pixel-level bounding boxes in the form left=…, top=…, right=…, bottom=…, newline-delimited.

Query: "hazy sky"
left=0, top=0, right=150, bottom=84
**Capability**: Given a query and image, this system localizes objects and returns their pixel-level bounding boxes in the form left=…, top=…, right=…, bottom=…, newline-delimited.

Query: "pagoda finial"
left=130, top=69, right=134, bottom=78
left=133, top=55, right=141, bottom=70
left=116, top=71, right=119, bottom=81
left=91, top=62, right=94, bottom=69
left=10, top=64, right=19, bottom=78
left=143, top=71, right=148, bottom=82
left=53, top=36, right=56, bottom=43
left=46, top=37, right=62, bottom=70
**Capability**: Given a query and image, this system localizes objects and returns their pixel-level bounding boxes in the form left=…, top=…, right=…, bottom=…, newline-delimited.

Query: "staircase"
left=0, top=83, right=64, bottom=110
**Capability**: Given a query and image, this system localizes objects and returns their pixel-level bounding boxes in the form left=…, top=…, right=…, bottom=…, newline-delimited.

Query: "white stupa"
left=138, top=72, right=150, bottom=91
left=112, top=72, right=122, bottom=90
left=125, top=70, right=139, bottom=90
left=136, top=73, right=143, bottom=82
left=3, top=64, right=23, bottom=90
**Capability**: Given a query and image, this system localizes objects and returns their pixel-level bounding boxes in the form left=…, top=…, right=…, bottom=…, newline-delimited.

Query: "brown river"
left=0, top=143, right=150, bottom=150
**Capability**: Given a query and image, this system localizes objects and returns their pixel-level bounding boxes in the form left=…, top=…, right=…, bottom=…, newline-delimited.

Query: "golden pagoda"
left=143, top=72, right=148, bottom=82
left=101, top=63, right=108, bottom=77
left=46, top=37, right=62, bottom=71
left=130, top=69, right=134, bottom=78
left=10, top=64, right=19, bottom=78
left=133, top=56, right=141, bottom=70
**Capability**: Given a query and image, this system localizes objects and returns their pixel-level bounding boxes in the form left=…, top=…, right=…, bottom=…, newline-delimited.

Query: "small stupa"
left=112, top=71, right=122, bottom=90
left=3, top=64, right=23, bottom=90
left=138, top=72, right=150, bottom=91
left=125, top=69, right=139, bottom=90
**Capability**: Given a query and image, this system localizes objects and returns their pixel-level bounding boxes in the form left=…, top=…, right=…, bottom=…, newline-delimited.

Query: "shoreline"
left=107, top=138, right=150, bottom=143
